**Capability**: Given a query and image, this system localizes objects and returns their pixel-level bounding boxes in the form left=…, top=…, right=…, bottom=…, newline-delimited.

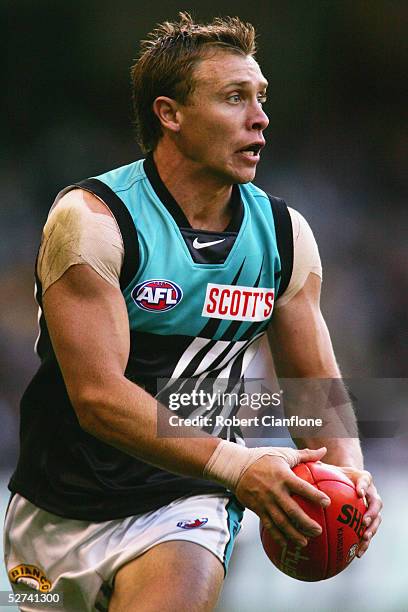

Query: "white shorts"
left=4, top=492, right=243, bottom=612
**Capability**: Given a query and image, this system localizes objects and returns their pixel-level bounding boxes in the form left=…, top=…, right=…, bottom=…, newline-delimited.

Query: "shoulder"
left=275, top=206, right=322, bottom=308
left=240, top=181, right=268, bottom=198
left=41, top=187, right=117, bottom=245
left=50, top=187, right=114, bottom=217
left=95, top=159, right=146, bottom=193
left=287, top=206, right=311, bottom=241
left=38, top=188, right=124, bottom=295
left=240, top=182, right=274, bottom=205
left=287, top=207, right=321, bottom=258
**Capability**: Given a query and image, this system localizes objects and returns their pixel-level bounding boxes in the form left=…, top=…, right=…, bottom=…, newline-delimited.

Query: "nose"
left=248, top=101, right=269, bottom=132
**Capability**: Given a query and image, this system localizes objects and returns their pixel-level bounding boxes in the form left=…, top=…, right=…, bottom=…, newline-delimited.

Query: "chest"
left=123, top=196, right=281, bottom=342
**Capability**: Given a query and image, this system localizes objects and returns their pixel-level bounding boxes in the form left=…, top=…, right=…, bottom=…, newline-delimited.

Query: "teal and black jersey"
left=9, top=155, right=293, bottom=521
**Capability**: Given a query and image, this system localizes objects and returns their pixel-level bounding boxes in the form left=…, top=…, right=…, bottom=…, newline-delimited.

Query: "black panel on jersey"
left=75, top=178, right=139, bottom=291
left=127, top=330, right=247, bottom=392
left=268, top=195, right=294, bottom=299
left=128, top=329, right=262, bottom=393
left=180, top=228, right=238, bottom=264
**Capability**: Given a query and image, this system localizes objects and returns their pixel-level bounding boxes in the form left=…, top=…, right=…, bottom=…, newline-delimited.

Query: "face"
left=175, top=50, right=269, bottom=184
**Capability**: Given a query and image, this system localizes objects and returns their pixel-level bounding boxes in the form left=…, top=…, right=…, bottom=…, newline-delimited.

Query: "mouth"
left=236, top=142, right=265, bottom=162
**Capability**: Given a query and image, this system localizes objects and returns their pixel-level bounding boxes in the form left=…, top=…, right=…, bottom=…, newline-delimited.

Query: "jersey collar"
left=143, top=153, right=243, bottom=232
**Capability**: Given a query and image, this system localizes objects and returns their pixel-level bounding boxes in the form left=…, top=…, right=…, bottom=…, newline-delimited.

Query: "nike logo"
left=193, top=237, right=226, bottom=250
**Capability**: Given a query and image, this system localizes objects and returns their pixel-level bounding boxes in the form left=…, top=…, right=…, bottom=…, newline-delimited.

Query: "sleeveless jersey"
left=9, top=155, right=293, bottom=521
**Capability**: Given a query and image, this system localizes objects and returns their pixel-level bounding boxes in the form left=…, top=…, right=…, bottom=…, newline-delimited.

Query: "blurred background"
left=1, top=1, right=407, bottom=610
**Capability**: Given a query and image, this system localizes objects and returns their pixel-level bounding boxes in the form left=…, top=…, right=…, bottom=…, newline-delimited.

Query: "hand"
left=235, top=447, right=331, bottom=548
left=323, top=464, right=383, bottom=558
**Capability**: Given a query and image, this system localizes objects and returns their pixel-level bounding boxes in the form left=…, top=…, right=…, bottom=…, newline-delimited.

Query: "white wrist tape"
left=203, top=440, right=300, bottom=491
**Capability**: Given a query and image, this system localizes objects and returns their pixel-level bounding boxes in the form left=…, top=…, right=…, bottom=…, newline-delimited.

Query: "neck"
left=153, top=141, right=233, bottom=231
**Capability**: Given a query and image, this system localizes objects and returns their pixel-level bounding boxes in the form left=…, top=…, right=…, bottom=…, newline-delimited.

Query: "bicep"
left=43, top=263, right=130, bottom=408
left=268, top=272, right=340, bottom=378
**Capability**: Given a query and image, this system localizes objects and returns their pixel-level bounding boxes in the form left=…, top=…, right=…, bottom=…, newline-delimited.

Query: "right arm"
left=43, top=262, right=220, bottom=476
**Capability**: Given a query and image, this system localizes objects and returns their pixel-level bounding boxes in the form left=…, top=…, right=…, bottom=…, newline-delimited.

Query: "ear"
left=153, top=96, right=181, bottom=134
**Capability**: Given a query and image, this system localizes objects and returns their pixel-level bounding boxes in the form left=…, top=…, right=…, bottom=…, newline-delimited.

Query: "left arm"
left=268, top=272, right=382, bottom=556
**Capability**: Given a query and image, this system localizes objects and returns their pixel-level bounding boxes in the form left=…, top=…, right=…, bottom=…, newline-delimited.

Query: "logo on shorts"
left=177, top=518, right=208, bottom=529
left=8, top=564, right=52, bottom=592
left=132, top=279, right=183, bottom=312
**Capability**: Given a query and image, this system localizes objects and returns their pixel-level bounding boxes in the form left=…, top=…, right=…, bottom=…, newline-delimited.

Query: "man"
left=4, top=13, right=382, bottom=612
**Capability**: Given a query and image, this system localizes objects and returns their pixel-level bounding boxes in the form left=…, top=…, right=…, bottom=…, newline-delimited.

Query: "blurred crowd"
left=1, top=1, right=407, bottom=466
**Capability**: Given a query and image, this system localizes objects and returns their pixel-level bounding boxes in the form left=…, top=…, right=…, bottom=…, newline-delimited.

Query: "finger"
left=358, top=513, right=382, bottom=558
left=363, top=514, right=382, bottom=539
left=278, top=496, right=323, bottom=537
left=362, top=489, right=383, bottom=526
left=297, top=447, right=327, bottom=464
left=363, top=504, right=382, bottom=527
left=288, top=475, right=331, bottom=508
left=356, top=471, right=373, bottom=497
left=260, top=516, right=288, bottom=549
left=357, top=534, right=371, bottom=558
left=264, top=506, right=309, bottom=547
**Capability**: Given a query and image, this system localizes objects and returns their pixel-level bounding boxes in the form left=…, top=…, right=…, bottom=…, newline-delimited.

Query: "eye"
left=227, top=94, right=241, bottom=104
left=257, top=93, right=268, bottom=104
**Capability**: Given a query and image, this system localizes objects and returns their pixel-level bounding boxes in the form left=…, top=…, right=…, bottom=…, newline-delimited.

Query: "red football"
left=260, top=461, right=367, bottom=581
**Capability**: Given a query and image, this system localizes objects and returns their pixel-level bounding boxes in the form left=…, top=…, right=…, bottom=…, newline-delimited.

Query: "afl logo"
left=132, top=279, right=183, bottom=312
left=347, top=543, right=358, bottom=563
